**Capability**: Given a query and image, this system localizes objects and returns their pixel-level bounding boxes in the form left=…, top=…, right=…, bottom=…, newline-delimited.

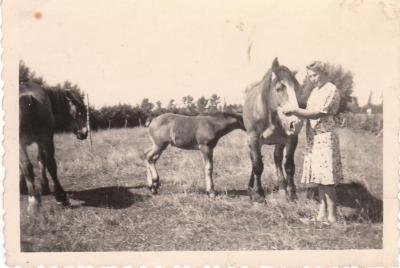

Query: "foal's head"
left=64, top=90, right=88, bottom=140
left=226, top=112, right=245, bottom=131
left=211, top=112, right=245, bottom=131
left=265, top=58, right=303, bottom=136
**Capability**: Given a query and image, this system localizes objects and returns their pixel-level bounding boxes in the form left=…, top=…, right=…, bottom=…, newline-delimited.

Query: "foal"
left=145, top=112, right=245, bottom=196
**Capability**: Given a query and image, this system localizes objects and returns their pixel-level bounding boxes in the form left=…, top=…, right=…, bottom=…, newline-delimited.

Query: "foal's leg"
left=39, top=135, right=70, bottom=206
left=20, top=146, right=41, bottom=214
left=145, top=143, right=166, bottom=194
left=199, top=145, right=215, bottom=197
left=38, top=152, right=51, bottom=195
left=274, top=144, right=287, bottom=197
left=247, top=134, right=265, bottom=201
left=284, top=136, right=298, bottom=200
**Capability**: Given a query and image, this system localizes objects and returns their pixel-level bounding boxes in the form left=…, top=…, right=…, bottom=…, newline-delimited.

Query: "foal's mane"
left=201, top=112, right=243, bottom=120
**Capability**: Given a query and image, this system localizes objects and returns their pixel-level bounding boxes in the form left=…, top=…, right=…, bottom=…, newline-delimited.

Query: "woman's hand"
left=279, top=105, right=298, bottom=116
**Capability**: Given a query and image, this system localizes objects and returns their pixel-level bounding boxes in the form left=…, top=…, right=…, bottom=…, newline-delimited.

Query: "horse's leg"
left=38, top=152, right=51, bottom=195
left=199, top=145, right=215, bottom=197
left=145, top=143, right=166, bottom=194
left=247, top=134, right=265, bottom=201
left=20, top=171, right=28, bottom=195
left=39, top=135, right=70, bottom=206
left=144, top=146, right=154, bottom=190
left=274, top=144, right=287, bottom=197
left=19, top=145, right=41, bottom=214
left=284, top=136, right=298, bottom=200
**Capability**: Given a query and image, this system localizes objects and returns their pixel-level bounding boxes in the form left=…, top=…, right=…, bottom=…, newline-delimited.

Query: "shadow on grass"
left=68, top=186, right=150, bottom=209
left=224, top=189, right=250, bottom=197
left=304, top=182, right=383, bottom=223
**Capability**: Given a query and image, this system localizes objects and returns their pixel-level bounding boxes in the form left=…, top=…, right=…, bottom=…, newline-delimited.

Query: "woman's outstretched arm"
left=281, top=107, right=326, bottom=120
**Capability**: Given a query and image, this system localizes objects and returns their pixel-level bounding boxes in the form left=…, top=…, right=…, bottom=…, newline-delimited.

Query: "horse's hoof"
left=288, top=191, right=298, bottom=201
left=27, top=196, right=41, bottom=215
left=207, top=191, right=217, bottom=198
left=276, top=189, right=288, bottom=201
left=56, top=199, right=71, bottom=207
left=248, top=188, right=265, bottom=203
left=148, top=186, right=158, bottom=195
left=55, top=192, right=70, bottom=207
left=252, top=194, right=265, bottom=203
left=247, top=187, right=265, bottom=202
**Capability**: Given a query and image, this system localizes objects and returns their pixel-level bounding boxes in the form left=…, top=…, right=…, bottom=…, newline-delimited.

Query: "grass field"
left=20, top=127, right=383, bottom=251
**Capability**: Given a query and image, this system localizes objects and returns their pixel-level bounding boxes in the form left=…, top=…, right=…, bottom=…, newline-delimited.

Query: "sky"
left=15, top=0, right=400, bottom=108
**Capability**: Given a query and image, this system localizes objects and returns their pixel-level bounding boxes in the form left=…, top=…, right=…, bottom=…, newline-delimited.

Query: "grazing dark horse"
left=19, top=81, right=88, bottom=214
left=145, top=112, right=245, bottom=196
left=243, top=58, right=305, bottom=201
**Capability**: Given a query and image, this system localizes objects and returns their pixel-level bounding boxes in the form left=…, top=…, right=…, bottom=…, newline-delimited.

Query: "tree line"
left=19, top=60, right=381, bottom=131
left=19, top=61, right=243, bottom=130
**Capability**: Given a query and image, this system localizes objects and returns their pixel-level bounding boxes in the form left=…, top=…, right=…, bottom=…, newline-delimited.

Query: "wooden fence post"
left=86, top=93, right=93, bottom=152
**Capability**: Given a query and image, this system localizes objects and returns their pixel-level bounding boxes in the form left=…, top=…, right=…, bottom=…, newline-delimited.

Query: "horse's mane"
left=245, top=65, right=301, bottom=93
left=244, top=68, right=273, bottom=95
left=44, top=87, right=85, bottom=113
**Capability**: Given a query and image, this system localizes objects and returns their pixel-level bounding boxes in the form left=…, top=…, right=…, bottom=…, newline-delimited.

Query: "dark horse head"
left=261, top=58, right=303, bottom=136
left=63, top=90, right=88, bottom=139
left=44, top=85, right=88, bottom=139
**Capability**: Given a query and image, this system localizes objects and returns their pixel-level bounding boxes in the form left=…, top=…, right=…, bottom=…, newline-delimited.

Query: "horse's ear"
left=272, top=57, right=279, bottom=70
left=66, top=90, right=82, bottom=106
left=292, top=70, right=298, bottom=77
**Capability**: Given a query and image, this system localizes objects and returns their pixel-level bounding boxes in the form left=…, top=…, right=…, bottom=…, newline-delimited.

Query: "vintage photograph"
left=4, top=0, right=399, bottom=266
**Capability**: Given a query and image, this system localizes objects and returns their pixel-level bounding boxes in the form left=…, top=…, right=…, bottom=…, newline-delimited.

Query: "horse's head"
left=65, top=91, right=88, bottom=140
left=266, top=58, right=303, bottom=136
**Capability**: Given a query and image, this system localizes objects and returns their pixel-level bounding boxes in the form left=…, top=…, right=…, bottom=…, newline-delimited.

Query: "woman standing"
left=281, top=61, right=343, bottom=224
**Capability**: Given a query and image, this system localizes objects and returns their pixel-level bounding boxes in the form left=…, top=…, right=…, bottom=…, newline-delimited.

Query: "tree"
left=140, top=98, right=154, bottom=114
left=19, top=61, right=30, bottom=83
left=167, top=99, right=178, bottom=113
left=196, top=96, right=208, bottom=113
left=182, top=95, right=195, bottom=114
left=155, top=101, right=162, bottom=111
left=19, top=60, right=46, bottom=86
left=208, top=94, right=221, bottom=112
left=223, top=103, right=243, bottom=113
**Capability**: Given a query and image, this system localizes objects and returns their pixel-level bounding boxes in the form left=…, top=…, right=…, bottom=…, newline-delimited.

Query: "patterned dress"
left=301, top=82, right=343, bottom=185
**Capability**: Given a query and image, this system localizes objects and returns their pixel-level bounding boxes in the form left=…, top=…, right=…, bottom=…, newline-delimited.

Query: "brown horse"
left=243, top=58, right=304, bottom=201
left=20, top=81, right=88, bottom=214
left=145, top=112, right=245, bottom=196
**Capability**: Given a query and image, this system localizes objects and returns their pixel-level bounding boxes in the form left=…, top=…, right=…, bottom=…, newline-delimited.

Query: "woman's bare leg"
left=325, top=185, right=337, bottom=223
left=317, top=185, right=327, bottom=221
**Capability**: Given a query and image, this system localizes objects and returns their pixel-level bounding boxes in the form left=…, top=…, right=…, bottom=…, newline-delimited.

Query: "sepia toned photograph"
left=3, top=0, right=399, bottom=266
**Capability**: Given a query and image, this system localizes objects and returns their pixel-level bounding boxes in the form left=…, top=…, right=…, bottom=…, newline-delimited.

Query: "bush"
left=337, top=113, right=383, bottom=134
